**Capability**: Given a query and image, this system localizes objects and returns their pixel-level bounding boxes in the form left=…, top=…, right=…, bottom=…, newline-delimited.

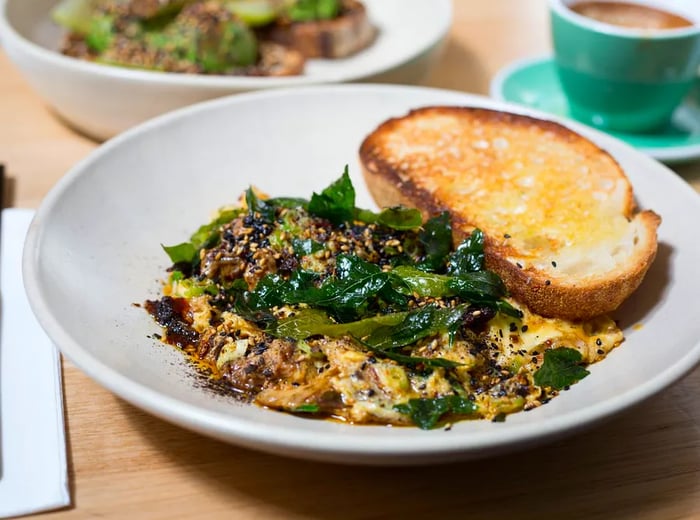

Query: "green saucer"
left=490, top=56, right=700, bottom=164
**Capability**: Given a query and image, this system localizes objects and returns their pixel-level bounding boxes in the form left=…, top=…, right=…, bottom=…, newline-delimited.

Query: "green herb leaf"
left=418, top=212, right=452, bottom=272
left=446, top=271, right=507, bottom=300
left=364, top=304, right=466, bottom=350
left=270, top=308, right=407, bottom=340
left=294, top=404, right=320, bottom=413
left=376, top=207, right=423, bottom=230
left=162, top=242, right=198, bottom=265
left=189, top=209, right=241, bottom=250
left=245, top=187, right=276, bottom=222
left=394, top=396, right=478, bottom=430
left=266, top=197, right=309, bottom=209
left=85, top=14, right=115, bottom=53
left=162, top=208, right=241, bottom=267
left=308, top=166, right=355, bottom=225
left=292, top=238, right=324, bottom=256
left=313, top=254, right=388, bottom=313
left=287, top=0, right=340, bottom=21
left=534, top=348, right=590, bottom=390
left=353, top=337, right=462, bottom=369
left=447, top=229, right=485, bottom=275
left=391, top=266, right=451, bottom=297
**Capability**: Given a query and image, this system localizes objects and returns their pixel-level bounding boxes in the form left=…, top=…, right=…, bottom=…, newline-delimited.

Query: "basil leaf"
left=162, top=242, right=197, bottom=264
left=308, top=166, right=355, bottom=225
left=377, top=207, right=423, bottom=230
left=418, top=212, right=452, bottom=271
left=534, top=348, right=590, bottom=390
left=394, top=396, right=478, bottom=430
left=270, top=309, right=408, bottom=340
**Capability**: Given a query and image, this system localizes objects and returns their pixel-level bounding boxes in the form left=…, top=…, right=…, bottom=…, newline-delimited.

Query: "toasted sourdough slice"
left=359, top=106, right=661, bottom=321
left=257, top=0, right=376, bottom=58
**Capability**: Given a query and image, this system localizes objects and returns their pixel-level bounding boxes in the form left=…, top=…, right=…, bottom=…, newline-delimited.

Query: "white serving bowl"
left=23, top=84, right=700, bottom=465
left=0, top=0, right=451, bottom=140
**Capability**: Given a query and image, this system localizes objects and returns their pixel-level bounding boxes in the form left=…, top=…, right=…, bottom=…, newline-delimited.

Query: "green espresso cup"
left=550, top=0, right=700, bottom=133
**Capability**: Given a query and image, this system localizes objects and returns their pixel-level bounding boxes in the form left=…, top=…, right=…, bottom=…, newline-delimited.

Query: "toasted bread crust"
left=359, top=106, right=661, bottom=320
left=259, top=0, right=376, bottom=58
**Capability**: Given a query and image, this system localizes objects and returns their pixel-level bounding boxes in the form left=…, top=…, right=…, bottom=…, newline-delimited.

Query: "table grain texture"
left=2, top=1, right=700, bottom=518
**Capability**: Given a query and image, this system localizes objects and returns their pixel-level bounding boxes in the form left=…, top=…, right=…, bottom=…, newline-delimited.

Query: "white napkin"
left=0, top=209, right=70, bottom=517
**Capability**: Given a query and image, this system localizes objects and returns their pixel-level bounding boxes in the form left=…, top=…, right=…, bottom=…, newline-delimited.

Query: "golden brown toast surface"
left=360, top=106, right=660, bottom=320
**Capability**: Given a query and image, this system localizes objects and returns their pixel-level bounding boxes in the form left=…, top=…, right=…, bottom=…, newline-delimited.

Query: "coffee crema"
left=569, top=1, right=693, bottom=30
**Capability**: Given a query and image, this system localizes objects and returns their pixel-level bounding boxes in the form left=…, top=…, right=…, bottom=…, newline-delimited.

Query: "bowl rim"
left=0, top=0, right=452, bottom=89
left=22, top=83, right=700, bottom=461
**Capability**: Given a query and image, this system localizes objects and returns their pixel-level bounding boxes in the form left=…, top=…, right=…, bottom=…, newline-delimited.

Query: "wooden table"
left=3, top=1, right=700, bottom=518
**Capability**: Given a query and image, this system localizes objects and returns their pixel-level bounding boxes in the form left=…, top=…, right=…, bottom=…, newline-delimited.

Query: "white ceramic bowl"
left=0, top=0, right=451, bottom=141
left=23, top=84, right=700, bottom=465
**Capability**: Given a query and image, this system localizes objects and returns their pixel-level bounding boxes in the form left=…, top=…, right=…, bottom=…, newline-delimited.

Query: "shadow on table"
left=421, top=36, right=491, bottom=95
left=671, top=161, right=700, bottom=187
left=122, top=374, right=700, bottom=520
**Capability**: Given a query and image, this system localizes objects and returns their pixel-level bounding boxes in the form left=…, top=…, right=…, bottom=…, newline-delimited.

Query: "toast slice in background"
left=359, top=106, right=661, bottom=321
left=258, top=0, right=376, bottom=58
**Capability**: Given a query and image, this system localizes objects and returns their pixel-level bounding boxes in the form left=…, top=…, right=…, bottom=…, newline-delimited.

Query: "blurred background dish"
left=0, top=0, right=451, bottom=141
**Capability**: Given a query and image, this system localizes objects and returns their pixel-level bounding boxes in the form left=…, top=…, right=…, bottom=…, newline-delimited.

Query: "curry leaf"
left=270, top=309, right=407, bottom=340
left=364, top=304, right=467, bottom=350
left=266, top=197, right=309, bottom=209
left=162, top=242, right=197, bottom=265
left=377, top=207, right=423, bottom=230
left=308, top=166, right=355, bottom=225
left=313, top=254, right=389, bottom=311
left=447, top=229, right=485, bottom=275
left=190, top=208, right=241, bottom=250
left=418, top=212, right=452, bottom=272
left=446, top=271, right=507, bottom=300
left=391, top=266, right=451, bottom=297
left=534, top=348, right=590, bottom=390
left=353, top=337, right=462, bottom=369
left=245, top=187, right=276, bottom=222
left=162, top=208, right=240, bottom=266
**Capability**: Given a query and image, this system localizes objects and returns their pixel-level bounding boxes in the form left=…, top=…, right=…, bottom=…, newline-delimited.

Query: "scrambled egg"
left=146, top=186, right=624, bottom=429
